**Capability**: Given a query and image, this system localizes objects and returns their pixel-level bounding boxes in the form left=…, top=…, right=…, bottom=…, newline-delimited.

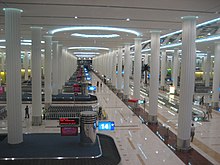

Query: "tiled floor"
left=0, top=71, right=219, bottom=164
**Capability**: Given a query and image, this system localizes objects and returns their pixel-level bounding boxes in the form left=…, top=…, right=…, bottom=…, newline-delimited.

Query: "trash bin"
left=80, top=111, right=97, bottom=145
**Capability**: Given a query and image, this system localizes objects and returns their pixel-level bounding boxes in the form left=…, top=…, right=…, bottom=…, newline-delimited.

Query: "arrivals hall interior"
left=0, top=1, right=220, bottom=165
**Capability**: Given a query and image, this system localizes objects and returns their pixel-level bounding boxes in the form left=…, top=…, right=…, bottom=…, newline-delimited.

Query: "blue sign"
left=88, top=86, right=96, bottom=91
left=86, top=77, right=91, bottom=80
left=98, top=121, right=115, bottom=131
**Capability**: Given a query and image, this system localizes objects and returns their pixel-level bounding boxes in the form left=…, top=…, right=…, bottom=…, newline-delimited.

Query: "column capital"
left=3, top=8, right=23, bottom=13
left=150, top=30, right=161, bottom=34
left=134, top=38, right=142, bottom=42
left=44, top=35, right=53, bottom=38
left=30, top=26, right=43, bottom=29
left=181, top=16, right=198, bottom=20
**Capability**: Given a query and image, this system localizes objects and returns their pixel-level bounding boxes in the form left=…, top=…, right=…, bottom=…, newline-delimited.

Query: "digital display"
left=61, top=127, right=78, bottom=136
left=59, top=118, right=80, bottom=126
left=88, top=86, right=96, bottom=91
left=138, top=100, right=145, bottom=104
left=98, top=121, right=115, bottom=131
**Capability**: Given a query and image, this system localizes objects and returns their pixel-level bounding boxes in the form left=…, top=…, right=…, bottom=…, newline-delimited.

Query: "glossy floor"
left=0, top=72, right=219, bottom=164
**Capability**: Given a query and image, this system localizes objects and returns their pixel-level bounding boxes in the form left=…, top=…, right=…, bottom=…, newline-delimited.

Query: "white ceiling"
left=0, top=0, right=220, bottom=54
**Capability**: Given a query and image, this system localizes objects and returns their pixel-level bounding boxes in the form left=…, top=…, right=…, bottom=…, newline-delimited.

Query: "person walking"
left=25, top=105, right=29, bottom=119
left=191, top=123, right=195, bottom=142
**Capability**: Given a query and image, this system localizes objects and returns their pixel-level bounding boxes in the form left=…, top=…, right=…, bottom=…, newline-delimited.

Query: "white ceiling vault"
left=0, top=0, right=220, bottom=55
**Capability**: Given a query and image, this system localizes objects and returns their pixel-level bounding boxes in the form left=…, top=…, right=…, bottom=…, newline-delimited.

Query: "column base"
left=176, top=137, right=191, bottom=151
left=32, top=116, right=42, bottom=126
left=123, top=95, right=129, bottom=101
left=148, top=115, right=157, bottom=124
left=44, top=102, right=51, bottom=110
left=212, top=102, right=219, bottom=109
left=58, top=89, right=62, bottom=94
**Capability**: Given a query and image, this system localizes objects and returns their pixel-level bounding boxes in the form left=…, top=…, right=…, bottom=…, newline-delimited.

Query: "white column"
left=160, top=50, right=166, bottom=88
left=205, top=52, right=211, bottom=87
left=108, top=51, right=113, bottom=83
left=44, top=36, right=52, bottom=107
left=57, top=44, right=63, bottom=93
left=148, top=31, right=160, bottom=123
left=24, top=50, right=29, bottom=80
left=177, top=16, right=197, bottom=150
left=117, top=47, right=123, bottom=91
left=31, top=27, right=42, bottom=126
left=124, top=44, right=130, bottom=99
left=133, top=38, right=142, bottom=99
left=112, top=51, right=117, bottom=88
left=173, top=48, right=179, bottom=92
left=5, top=8, right=23, bottom=144
left=52, top=41, right=59, bottom=95
left=212, top=42, right=220, bottom=108
left=202, top=57, right=206, bottom=81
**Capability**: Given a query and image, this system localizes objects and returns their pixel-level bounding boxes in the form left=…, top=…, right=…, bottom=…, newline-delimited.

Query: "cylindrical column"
left=160, top=50, right=166, bottom=88
left=52, top=41, right=59, bottom=95
left=31, top=27, right=42, bottom=126
left=123, top=44, right=130, bottom=99
left=177, top=16, right=197, bottom=150
left=5, top=8, right=23, bottom=144
left=24, top=50, right=29, bottom=80
left=58, top=44, right=63, bottom=93
left=112, top=51, right=117, bottom=88
left=44, top=36, right=52, bottom=108
left=173, top=48, right=179, bottom=92
left=108, top=52, right=113, bottom=83
left=133, top=38, right=142, bottom=99
left=205, top=52, right=211, bottom=87
left=117, top=48, right=123, bottom=91
left=148, top=31, right=160, bottom=123
left=212, top=43, right=220, bottom=108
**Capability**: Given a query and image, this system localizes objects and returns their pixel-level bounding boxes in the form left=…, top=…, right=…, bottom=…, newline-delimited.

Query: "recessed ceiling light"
left=126, top=18, right=130, bottom=21
left=74, top=16, right=78, bottom=19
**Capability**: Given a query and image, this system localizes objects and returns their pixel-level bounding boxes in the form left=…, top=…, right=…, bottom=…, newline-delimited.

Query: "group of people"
left=96, top=81, right=102, bottom=87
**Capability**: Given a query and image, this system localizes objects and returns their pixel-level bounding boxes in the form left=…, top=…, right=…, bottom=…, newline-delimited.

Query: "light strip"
left=73, top=52, right=100, bottom=55
left=196, top=34, right=220, bottom=43
left=0, top=39, right=45, bottom=44
left=50, top=26, right=140, bottom=36
left=0, top=46, right=6, bottom=49
left=137, top=17, right=220, bottom=49
left=75, top=55, right=96, bottom=58
left=197, top=17, right=220, bottom=28
left=71, top=33, right=120, bottom=38
left=68, top=47, right=109, bottom=51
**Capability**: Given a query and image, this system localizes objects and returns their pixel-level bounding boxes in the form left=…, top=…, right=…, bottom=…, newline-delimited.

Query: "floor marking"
left=137, top=154, right=146, bottom=165
left=127, top=137, right=136, bottom=150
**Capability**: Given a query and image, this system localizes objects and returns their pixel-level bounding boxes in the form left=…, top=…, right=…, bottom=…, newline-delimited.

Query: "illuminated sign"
left=138, top=100, right=145, bottom=104
left=61, top=127, right=78, bottom=136
left=88, top=86, right=96, bottom=91
left=59, top=118, right=80, bottom=127
left=98, top=121, right=115, bottom=131
left=86, top=77, right=91, bottom=80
